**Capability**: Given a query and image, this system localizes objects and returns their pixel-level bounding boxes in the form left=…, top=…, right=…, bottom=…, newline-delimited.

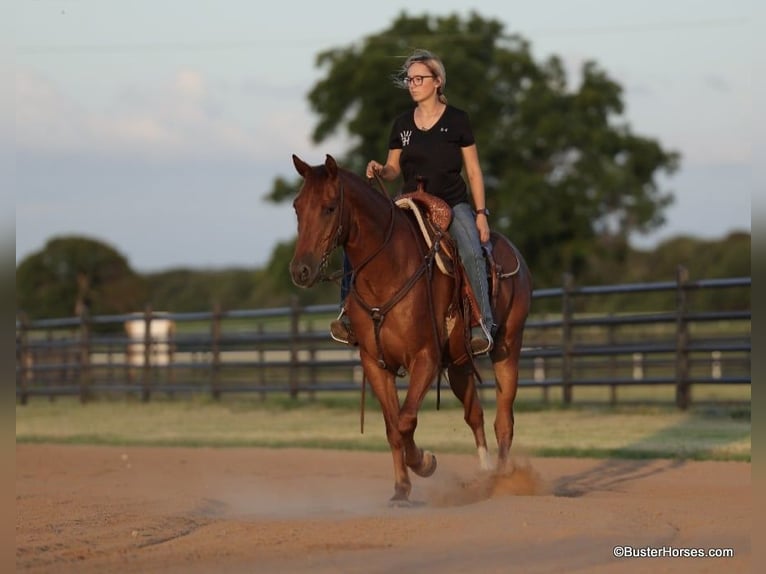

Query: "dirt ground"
left=16, top=445, right=750, bottom=573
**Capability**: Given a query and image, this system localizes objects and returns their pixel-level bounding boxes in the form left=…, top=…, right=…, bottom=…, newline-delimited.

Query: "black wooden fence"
left=16, top=269, right=750, bottom=409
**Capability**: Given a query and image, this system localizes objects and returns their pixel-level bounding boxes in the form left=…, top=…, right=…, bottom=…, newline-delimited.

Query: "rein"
left=350, top=197, right=445, bottom=383
left=350, top=235, right=440, bottom=372
left=353, top=170, right=446, bottom=424
left=318, top=174, right=397, bottom=286
left=370, top=171, right=389, bottom=198
left=320, top=171, right=447, bottom=407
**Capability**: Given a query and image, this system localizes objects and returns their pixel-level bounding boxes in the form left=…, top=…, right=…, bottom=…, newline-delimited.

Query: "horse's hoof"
left=389, top=498, right=427, bottom=508
left=388, top=497, right=413, bottom=508
left=388, top=492, right=412, bottom=508
left=413, top=451, right=437, bottom=478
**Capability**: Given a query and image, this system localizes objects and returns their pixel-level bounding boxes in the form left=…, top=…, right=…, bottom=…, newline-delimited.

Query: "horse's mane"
left=337, top=167, right=395, bottom=210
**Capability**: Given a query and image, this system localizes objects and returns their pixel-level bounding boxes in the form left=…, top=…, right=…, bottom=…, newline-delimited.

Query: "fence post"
left=535, top=357, right=550, bottom=405
left=16, top=312, right=30, bottom=405
left=675, top=266, right=691, bottom=410
left=561, top=273, right=574, bottom=405
left=539, top=317, right=549, bottom=404
left=289, top=296, right=300, bottom=399
left=168, top=320, right=176, bottom=385
left=78, top=307, right=92, bottom=404
left=211, top=303, right=222, bottom=400
left=632, top=353, right=644, bottom=381
left=608, top=314, right=617, bottom=406
left=711, top=351, right=722, bottom=379
left=142, top=305, right=153, bottom=402
left=49, top=330, right=58, bottom=399
left=106, top=333, right=114, bottom=385
left=257, top=323, right=266, bottom=401
left=308, top=319, right=317, bottom=402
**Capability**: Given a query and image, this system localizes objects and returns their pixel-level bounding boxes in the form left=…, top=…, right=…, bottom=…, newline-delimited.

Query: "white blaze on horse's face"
left=289, top=154, right=342, bottom=288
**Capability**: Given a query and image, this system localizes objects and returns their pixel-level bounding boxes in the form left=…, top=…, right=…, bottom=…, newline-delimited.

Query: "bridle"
left=351, top=174, right=445, bottom=376
left=314, top=178, right=347, bottom=283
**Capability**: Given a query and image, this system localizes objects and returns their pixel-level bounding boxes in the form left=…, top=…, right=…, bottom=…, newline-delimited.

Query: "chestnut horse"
left=289, top=154, right=532, bottom=504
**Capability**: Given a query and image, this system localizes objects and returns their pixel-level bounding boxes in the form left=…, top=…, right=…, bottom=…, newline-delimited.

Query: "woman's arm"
left=366, top=148, right=401, bottom=181
left=462, top=144, right=490, bottom=243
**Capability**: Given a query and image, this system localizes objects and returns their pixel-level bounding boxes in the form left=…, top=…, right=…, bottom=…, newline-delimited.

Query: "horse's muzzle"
left=289, top=259, right=318, bottom=288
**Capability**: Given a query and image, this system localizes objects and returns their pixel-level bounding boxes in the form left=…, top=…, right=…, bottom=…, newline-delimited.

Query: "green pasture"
left=16, top=393, right=750, bottom=462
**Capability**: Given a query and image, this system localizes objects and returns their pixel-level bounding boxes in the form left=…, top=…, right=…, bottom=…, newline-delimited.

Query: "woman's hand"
left=476, top=214, right=490, bottom=244
left=366, top=160, right=383, bottom=179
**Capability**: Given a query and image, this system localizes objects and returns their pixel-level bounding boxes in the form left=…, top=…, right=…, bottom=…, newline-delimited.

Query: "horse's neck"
left=345, top=189, right=420, bottom=287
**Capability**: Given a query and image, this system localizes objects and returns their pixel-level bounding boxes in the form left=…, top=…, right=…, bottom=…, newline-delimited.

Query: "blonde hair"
left=396, top=49, right=448, bottom=104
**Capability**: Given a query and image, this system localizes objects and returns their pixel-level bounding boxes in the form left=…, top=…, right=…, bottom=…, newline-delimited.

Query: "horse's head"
left=289, top=154, right=345, bottom=288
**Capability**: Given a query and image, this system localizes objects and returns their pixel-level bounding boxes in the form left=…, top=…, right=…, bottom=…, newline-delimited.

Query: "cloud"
left=175, top=69, right=206, bottom=99
left=15, top=68, right=317, bottom=163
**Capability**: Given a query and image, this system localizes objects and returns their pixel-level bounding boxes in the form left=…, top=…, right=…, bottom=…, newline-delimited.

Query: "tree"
left=16, top=236, right=148, bottom=319
left=267, top=11, right=680, bottom=287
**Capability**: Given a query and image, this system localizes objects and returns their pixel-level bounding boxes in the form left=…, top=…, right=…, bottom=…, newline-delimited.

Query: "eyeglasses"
left=403, top=75, right=435, bottom=87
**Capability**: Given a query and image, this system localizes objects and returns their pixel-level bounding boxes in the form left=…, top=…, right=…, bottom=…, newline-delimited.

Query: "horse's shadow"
left=422, top=403, right=748, bottom=503
left=550, top=405, right=748, bottom=497
left=551, top=458, right=686, bottom=498
left=418, top=452, right=687, bottom=507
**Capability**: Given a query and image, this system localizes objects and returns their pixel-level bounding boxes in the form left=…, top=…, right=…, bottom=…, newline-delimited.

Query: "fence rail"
left=16, top=269, right=751, bottom=409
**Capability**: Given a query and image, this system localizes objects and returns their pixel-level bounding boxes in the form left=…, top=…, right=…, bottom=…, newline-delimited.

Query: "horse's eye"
left=322, top=205, right=336, bottom=216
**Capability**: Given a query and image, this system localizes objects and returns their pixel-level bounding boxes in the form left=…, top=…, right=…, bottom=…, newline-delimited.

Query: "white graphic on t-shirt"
left=400, top=130, right=412, bottom=146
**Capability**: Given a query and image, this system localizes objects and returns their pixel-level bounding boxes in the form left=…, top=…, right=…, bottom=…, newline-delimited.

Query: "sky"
left=15, top=0, right=759, bottom=273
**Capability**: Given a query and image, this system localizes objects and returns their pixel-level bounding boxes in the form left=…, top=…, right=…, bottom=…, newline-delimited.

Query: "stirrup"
left=470, top=321, right=493, bottom=356
left=329, top=310, right=357, bottom=346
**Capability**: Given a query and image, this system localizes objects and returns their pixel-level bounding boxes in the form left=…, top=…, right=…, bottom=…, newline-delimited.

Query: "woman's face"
left=406, top=62, right=440, bottom=103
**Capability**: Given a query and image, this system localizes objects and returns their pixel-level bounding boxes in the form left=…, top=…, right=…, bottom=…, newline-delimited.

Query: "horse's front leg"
left=398, top=354, right=440, bottom=478
left=360, top=354, right=411, bottom=503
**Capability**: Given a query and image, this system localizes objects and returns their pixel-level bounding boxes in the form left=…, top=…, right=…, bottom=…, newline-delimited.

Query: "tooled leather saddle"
left=395, top=186, right=501, bottom=330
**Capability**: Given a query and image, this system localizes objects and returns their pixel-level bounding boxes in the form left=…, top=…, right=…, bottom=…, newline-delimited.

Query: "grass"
left=15, top=395, right=750, bottom=462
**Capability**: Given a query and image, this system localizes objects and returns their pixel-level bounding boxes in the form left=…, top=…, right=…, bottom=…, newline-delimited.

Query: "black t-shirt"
left=388, top=104, right=475, bottom=207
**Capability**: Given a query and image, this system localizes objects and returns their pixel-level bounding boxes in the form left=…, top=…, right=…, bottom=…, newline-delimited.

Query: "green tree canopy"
left=267, top=11, right=680, bottom=287
left=16, top=236, right=148, bottom=319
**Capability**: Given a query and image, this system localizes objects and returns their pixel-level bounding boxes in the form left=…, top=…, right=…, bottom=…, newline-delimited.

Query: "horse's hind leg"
left=447, top=363, right=492, bottom=471
left=491, top=345, right=522, bottom=474
left=488, top=237, right=531, bottom=473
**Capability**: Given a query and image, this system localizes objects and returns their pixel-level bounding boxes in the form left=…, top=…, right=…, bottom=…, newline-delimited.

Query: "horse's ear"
left=292, top=154, right=310, bottom=178
left=324, top=154, right=338, bottom=179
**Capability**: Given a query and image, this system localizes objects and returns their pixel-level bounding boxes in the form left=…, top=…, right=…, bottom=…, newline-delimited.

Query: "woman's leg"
left=449, top=203, right=493, bottom=353
left=330, top=251, right=357, bottom=345
left=340, top=251, right=352, bottom=303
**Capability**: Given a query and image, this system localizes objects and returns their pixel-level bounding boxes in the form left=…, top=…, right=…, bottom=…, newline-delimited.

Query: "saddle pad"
left=395, top=197, right=453, bottom=276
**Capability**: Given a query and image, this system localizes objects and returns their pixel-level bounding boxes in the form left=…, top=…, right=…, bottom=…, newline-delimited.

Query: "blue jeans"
left=340, top=251, right=352, bottom=304
left=449, top=202, right=493, bottom=329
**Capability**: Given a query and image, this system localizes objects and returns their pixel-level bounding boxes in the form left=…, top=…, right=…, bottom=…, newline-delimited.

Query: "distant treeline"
left=16, top=232, right=750, bottom=320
